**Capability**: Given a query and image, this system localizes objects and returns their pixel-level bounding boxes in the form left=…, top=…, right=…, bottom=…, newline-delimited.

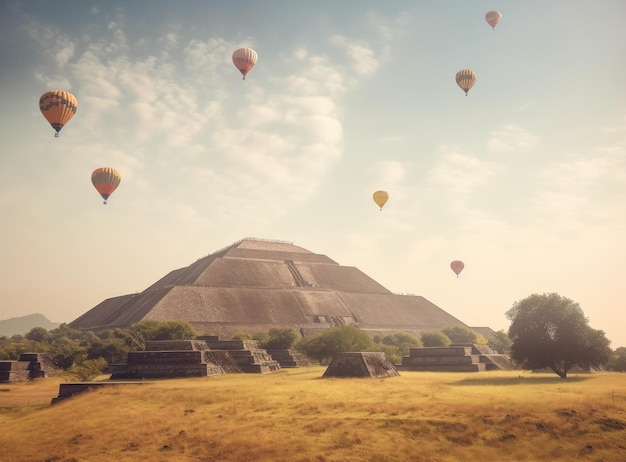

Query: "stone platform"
left=110, top=339, right=235, bottom=379
left=0, top=353, right=58, bottom=382
left=398, top=344, right=514, bottom=372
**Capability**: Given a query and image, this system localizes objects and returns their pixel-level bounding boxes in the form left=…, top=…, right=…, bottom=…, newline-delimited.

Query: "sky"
left=1, top=1, right=625, bottom=348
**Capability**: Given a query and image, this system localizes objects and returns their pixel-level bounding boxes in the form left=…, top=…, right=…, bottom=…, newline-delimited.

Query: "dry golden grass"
left=1, top=368, right=625, bottom=461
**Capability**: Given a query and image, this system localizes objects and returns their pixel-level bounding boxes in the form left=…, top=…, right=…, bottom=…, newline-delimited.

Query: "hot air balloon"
left=91, top=167, right=121, bottom=204
left=450, top=260, right=464, bottom=278
left=39, top=90, right=78, bottom=137
left=232, top=47, right=257, bottom=80
left=485, top=10, right=502, bottom=30
left=455, top=69, right=477, bottom=96
left=373, top=190, right=389, bottom=211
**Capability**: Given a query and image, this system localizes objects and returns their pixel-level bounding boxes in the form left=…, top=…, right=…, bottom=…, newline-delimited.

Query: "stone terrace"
left=110, top=339, right=232, bottom=379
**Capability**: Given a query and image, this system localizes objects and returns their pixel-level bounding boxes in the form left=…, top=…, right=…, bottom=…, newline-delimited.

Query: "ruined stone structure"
left=266, top=349, right=315, bottom=368
left=399, top=344, right=514, bottom=372
left=70, top=238, right=478, bottom=340
left=197, top=336, right=281, bottom=373
left=51, top=382, right=148, bottom=404
left=110, top=339, right=236, bottom=379
left=323, top=352, right=400, bottom=378
left=0, top=353, right=58, bottom=382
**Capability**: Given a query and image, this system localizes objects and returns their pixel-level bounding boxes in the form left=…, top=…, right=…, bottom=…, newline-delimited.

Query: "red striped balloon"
left=232, top=47, right=258, bottom=80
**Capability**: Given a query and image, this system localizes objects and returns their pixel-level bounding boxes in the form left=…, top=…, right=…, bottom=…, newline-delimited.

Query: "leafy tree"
left=607, top=347, right=626, bottom=372
left=295, top=326, right=373, bottom=364
left=488, top=330, right=513, bottom=354
left=265, top=328, right=298, bottom=350
left=87, top=337, right=130, bottom=365
left=506, top=293, right=612, bottom=378
left=25, top=327, right=51, bottom=343
left=50, top=337, right=86, bottom=369
left=380, top=332, right=422, bottom=356
left=421, top=331, right=451, bottom=347
left=441, top=326, right=485, bottom=344
left=371, top=343, right=402, bottom=365
left=127, top=320, right=196, bottom=349
left=71, top=358, right=108, bottom=381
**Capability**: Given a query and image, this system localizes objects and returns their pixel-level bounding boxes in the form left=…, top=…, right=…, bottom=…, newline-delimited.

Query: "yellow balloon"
left=455, top=69, right=477, bottom=96
left=373, top=190, right=389, bottom=210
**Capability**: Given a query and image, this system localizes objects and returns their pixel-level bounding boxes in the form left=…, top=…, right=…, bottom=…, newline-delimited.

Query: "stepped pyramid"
left=70, top=238, right=470, bottom=338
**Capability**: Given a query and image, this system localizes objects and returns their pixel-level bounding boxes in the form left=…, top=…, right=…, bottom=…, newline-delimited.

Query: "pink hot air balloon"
left=485, top=10, right=502, bottom=30
left=450, top=260, right=464, bottom=278
left=232, top=47, right=258, bottom=80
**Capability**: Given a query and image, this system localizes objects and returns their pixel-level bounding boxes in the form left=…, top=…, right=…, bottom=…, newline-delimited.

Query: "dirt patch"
left=595, top=418, right=626, bottom=431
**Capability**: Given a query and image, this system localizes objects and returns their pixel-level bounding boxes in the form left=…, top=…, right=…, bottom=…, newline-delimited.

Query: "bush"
left=295, top=326, right=374, bottom=364
left=265, top=328, right=298, bottom=350
left=71, top=358, right=108, bottom=381
left=379, top=332, right=422, bottom=356
left=441, top=326, right=485, bottom=344
left=421, top=331, right=451, bottom=347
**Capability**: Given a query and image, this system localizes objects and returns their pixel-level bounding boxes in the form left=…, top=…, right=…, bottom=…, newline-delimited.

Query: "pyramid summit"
left=70, top=237, right=473, bottom=338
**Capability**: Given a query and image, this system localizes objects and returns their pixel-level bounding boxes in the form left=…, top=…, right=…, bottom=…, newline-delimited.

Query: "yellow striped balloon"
left=39, top=90, right=78, bottom=137
left=232, top=47, right=258, bottom=80
left=91, top=167, right=121, bottom=204
left=455, top=69, right=477, bottom=96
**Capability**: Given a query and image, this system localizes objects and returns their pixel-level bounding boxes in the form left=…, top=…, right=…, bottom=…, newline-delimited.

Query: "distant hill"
left=0, top=313, right=61, bottom=337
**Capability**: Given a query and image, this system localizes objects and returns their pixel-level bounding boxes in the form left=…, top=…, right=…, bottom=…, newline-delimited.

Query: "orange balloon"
left=372, top=190, right=389, bottom=210
left=39, top=90, right=78, bottom=137
left=91, top=167, right=121, bottom=204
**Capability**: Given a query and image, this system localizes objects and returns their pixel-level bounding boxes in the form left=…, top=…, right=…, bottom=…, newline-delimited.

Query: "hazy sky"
left=1, top=1, right=625, bottom=347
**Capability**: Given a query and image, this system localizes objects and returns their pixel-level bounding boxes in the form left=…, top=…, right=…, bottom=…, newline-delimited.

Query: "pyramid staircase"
left=197, top=336, right=281, bottom=373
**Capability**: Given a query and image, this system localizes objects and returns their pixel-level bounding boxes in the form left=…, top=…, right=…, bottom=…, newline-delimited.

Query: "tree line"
left=1, top=293, right=624, bottom=379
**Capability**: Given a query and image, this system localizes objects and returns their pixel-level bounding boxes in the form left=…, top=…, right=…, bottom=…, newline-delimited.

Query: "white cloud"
left=429, top=146, right=499, bottom=196
left=487, top=124, right=539, bottom=153
left=329, top=34, right=380, bottom=76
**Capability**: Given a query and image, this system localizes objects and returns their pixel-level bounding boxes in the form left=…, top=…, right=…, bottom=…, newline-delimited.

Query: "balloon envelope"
left=450, top=260, right=464, bottom=277
left=232, top=47, right=257, bottom=80
left=373, top=190, right=389, bottom=210
left=455, top=69, right=477, bottom=95
left=485, top=10, right=502, bottom=29
left=91, top=167, right=121, bottom=204
left=39, top=90, right=78, bottom=137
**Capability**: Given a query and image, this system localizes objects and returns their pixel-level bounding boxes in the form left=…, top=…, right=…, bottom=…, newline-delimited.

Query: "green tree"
left=128, top=320, right=196, bottom=349
left=380, top=332, right=422, bottom=356
left=371, top=343, right=402, bottom=365
left=441, top=326, right=485, bottom=344
left=506, top=293, right=612, bottom=378
left=295, top=326, right=374, bottom=364
left=71, top=358, right=108, bottom=381
left=87, top=337, right=130, bottom=365
left=421, top=331, right=451, bottom=347
left=488, top=330, right=513, bottom=354
left=607, top=347, right=626, bottom=372
left=265, top=328, right=298, bottom=350
left=25, top=327, right=51, bottom=343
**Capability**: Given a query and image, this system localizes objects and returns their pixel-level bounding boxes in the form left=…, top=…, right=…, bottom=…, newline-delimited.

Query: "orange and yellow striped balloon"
left=39, top=90, right=78, bottom=137
left=91, top=167, right=121, bottom=204
left=455, top=69, right=477, bottom=96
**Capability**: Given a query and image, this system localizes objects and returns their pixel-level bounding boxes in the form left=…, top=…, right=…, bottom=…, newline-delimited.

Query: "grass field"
left=1, top=368, right=625, bottom=461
